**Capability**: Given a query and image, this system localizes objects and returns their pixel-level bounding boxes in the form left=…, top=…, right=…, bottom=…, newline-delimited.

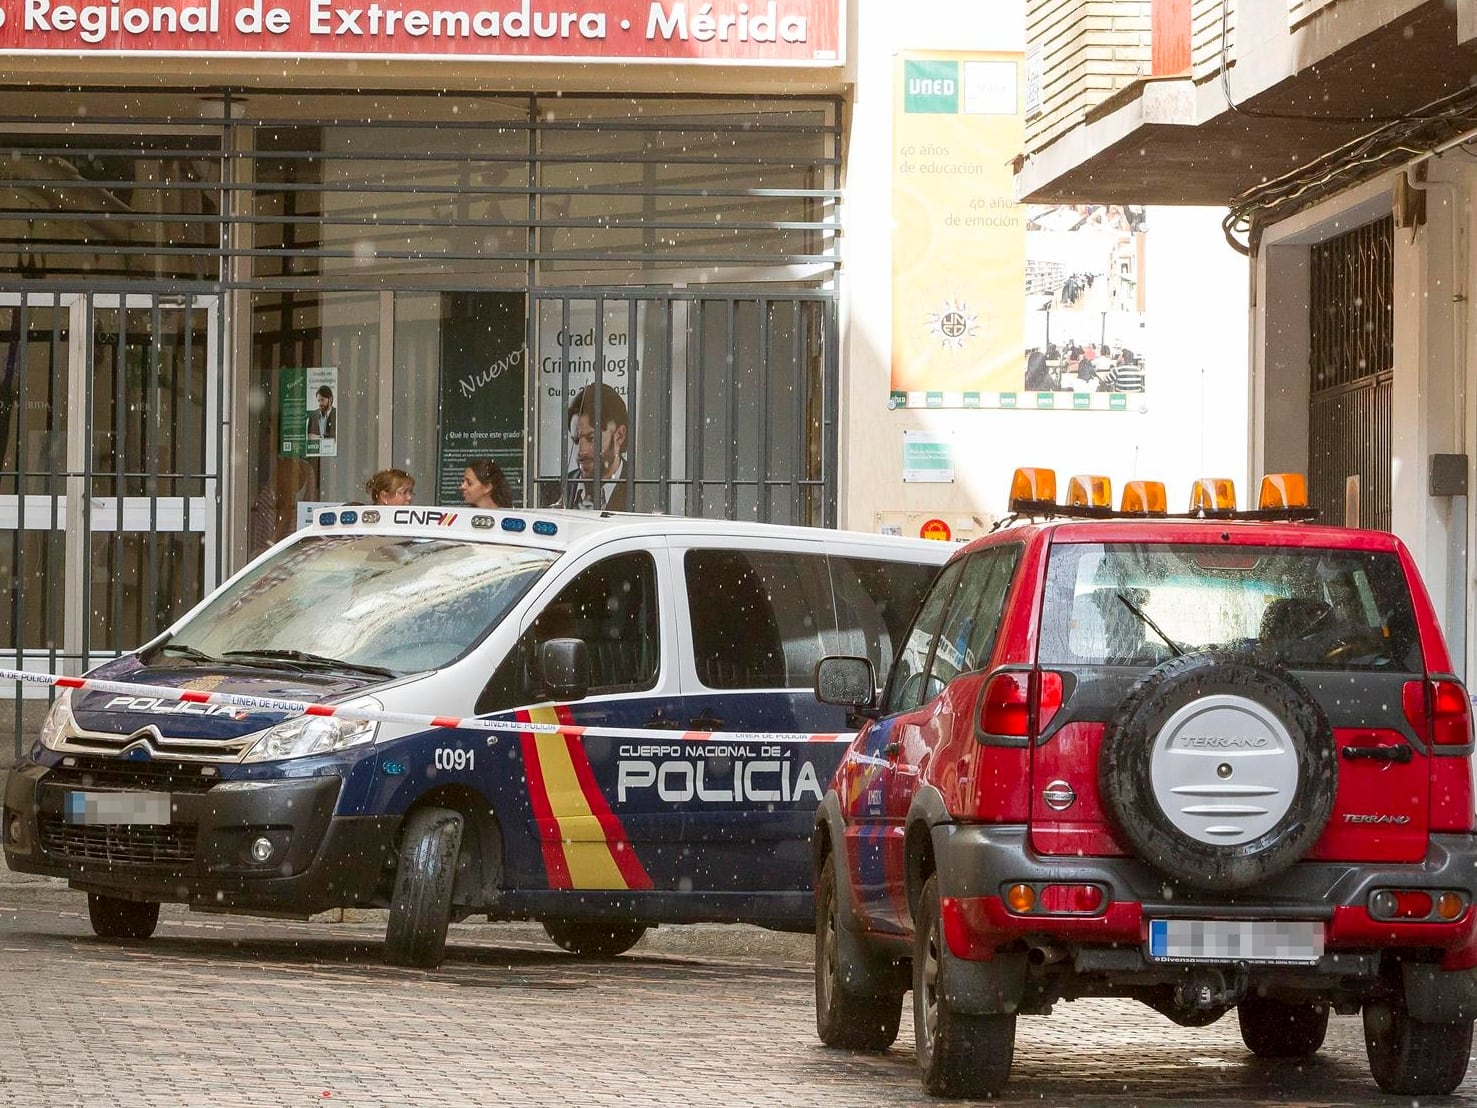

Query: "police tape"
left=0, top=667, right=854, bottom=745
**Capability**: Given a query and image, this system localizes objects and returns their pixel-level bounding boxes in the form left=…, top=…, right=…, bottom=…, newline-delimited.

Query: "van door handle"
left=690, top=711, right=724, bottom=732
left=643, top=712, right=682, bottom=730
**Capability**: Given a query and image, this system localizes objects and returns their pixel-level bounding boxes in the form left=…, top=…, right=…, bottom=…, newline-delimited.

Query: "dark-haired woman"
left=460, top=457, right=512, bottom=509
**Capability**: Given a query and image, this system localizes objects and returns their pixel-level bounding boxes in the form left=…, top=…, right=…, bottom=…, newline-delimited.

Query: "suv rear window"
left=1038, top=542, right=1421, bottom=672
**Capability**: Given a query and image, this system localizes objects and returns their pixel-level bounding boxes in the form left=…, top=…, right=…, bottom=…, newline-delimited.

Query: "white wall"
left=839, top=0, right=1252, bottom=534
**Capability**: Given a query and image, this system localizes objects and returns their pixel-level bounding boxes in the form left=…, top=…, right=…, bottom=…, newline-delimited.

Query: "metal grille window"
left=1308, top=216, right=1393, bottom=531
left=0, top=130, right=222, bottom=282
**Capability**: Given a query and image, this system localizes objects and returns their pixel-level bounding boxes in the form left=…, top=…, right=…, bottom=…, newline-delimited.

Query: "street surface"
left=0, top=866, right=1472, bottom=1106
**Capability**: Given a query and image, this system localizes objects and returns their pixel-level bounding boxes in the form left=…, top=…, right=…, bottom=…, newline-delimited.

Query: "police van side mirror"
left=539, top=638, right=590, bottom=702
left=814, top=656, right=877, bottom=716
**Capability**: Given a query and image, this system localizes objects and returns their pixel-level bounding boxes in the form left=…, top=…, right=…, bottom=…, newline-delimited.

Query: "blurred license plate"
left=1148, top=919, right=1323, bottom=964
left=64, top=791, right=171, bottom=826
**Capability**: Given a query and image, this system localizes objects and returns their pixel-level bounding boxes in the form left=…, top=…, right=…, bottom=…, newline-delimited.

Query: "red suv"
left=812, top=470, right=1477, bottom=1098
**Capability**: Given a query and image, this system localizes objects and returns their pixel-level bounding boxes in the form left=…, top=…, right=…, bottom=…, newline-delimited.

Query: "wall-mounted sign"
left=919, top=518, right=952, bottom=541
left=891, top=51, right=1150, bottom=411
left=0, top=0, right=844, bottom=64
left=902, top=429, right=955, bottom=483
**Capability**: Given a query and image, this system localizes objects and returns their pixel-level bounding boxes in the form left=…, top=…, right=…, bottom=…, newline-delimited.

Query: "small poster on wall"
left=437, top=292, right=527, bottom=505
left=278, top=366, right=340, bottom=459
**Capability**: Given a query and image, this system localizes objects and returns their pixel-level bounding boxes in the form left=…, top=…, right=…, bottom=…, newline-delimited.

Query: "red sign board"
left=0, top=0, right=843, bottom=63
left=919, top=518, right=952, bottom=542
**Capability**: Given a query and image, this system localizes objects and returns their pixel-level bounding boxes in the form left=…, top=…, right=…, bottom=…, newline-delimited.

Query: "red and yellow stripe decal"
left=519, top=705, right=653, bottom=891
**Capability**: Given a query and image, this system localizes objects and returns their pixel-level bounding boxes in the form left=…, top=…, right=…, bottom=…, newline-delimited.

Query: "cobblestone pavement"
left=0, top=877, right=1473, bottom=1107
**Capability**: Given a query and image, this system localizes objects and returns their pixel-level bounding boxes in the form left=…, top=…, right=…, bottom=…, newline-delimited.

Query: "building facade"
left=0, top=0, right=1253, bottom=750
left=1015, top=0, right=1477, bottom=679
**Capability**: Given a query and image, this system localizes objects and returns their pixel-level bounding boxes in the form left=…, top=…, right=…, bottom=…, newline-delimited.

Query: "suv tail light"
left=979, top=670, right=1063, bottom=740
left=1402, top=678, right=1474, bottom=747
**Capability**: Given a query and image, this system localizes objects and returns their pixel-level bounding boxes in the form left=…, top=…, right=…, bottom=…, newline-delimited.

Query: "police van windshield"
left=160, top=535, right=559, bottom=676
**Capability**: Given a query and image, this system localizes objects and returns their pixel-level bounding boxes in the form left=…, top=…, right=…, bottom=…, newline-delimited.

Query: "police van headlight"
left=38, top=689, right=76, bottom=751
left=243, top=697, right=381, bottom=763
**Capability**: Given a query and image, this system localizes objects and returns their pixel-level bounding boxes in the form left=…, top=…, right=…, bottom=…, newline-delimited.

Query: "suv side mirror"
left=539, top=637, right=590, bottom=702
left=814, top=656, right=877, bottom=715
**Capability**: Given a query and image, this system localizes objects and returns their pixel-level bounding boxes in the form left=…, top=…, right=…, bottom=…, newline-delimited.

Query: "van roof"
left=299, top=504, right=952, bottom=560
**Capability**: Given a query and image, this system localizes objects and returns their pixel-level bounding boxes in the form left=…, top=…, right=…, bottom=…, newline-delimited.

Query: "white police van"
left=4, top=506, right=946, bottom=967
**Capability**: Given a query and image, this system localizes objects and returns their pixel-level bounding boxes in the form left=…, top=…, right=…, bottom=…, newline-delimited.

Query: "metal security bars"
left=0, top=290, right=226, bottom=757
left=0, top=92, right=841, bottom=289
left=533, top=292, right=836, bottom=526
left=1308, top=216, right=1394, bottom=531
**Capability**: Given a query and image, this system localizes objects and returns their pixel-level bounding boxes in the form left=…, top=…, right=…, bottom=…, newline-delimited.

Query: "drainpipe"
left=1420, top=171, right=1471, bottom=681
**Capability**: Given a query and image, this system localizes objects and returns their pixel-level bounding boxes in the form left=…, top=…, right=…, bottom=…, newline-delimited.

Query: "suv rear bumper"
left=3, top=760, right=397, bottom=914
left=934, top=823, right=1477, bottom=970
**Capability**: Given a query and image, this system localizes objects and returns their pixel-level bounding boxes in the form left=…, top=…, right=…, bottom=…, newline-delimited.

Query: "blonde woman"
left=366, top=468, right=415, bottom=505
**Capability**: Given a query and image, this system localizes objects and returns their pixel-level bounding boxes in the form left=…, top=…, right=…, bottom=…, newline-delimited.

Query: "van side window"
left=883, top=557, right=965, bottom=715
left=929, top=547, right=1021, bottom=688
left=829, top=555, right=940, bottom=681
left=478, top=551, right=659, bottom=712
left=685, top=549, right=837, bottom=689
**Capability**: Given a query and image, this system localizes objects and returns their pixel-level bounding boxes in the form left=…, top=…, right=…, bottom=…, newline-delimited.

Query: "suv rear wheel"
left=814, top=863, right=902, bottom=1050
left=1099, top=652, right=1337, bottom=891
left=1238, top=994, right=1328, bottom=1058
left=1364, top=993, right=1474, bottom=1095
left=914, top=874, right=1014, bottom=1097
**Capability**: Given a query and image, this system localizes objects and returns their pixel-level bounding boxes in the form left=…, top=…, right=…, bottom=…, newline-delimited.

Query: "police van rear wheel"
left=815, top=863, right=902, bottom=1050
left=385, top=806, right=463, bottom=969
left=541, top=919, right=646, bottom=958
left=87, top=892, right=159, bottom=940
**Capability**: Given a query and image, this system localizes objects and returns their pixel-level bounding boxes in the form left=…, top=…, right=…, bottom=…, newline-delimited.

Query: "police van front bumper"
left=3, top=760, right=398, bottom=914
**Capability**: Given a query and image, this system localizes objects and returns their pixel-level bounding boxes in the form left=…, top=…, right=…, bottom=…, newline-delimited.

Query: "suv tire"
left=1099, top=652, right=1336, bottom=891
left=1364, top=994, right=1474, bottom=1095
left=914, top=874, right=1015, bottom=1097
left=814, top=863, right=903, bottom=1050
left=1238, top=994, right=1328, bottom=1058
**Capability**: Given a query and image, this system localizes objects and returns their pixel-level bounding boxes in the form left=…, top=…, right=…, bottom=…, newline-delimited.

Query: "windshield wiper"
left=223, top=649, right=400, bottom=679
left=1115, top=592, right=1185, bottom=658
left=155, top=642, right=224, bottom=665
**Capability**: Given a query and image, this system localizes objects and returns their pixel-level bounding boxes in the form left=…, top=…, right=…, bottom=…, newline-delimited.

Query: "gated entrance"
left=0, top=290, right=225, bottom=737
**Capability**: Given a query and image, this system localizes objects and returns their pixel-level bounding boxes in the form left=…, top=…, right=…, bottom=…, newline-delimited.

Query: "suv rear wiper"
left=1115, top=592, right=1184, bottom=658
left=223, top=649, right=400, bottom=679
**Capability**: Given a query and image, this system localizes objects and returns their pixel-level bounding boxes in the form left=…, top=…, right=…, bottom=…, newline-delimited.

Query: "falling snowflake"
left=924, top=299, right=981, bottom=350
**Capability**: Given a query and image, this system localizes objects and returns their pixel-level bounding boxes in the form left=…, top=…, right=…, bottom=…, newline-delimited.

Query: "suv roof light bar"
left=1189, top=477, right=1237, bottom=516
left=1004, top=468, right=1321, bottom=523
left=1120, top=480, right=1168, bottom=517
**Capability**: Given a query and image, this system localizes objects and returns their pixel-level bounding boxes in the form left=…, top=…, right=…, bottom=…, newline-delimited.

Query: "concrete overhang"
left=1015, top=0, right=1477, bottom=206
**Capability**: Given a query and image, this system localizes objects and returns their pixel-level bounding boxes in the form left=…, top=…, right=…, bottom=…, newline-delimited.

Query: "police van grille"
left=38, top=816, right=197, bottom=866
left=58, top=730, right=252, bottom=762
left=45, top=757, right=219, bottom=794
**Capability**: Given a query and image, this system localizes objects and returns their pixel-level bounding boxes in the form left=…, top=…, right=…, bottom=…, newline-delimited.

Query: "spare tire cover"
left=1098, top=651, right=1337, bottom=892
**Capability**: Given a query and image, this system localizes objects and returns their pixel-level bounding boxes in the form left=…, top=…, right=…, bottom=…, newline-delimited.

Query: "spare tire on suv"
left=1098, top=651, right=1337, bottom=891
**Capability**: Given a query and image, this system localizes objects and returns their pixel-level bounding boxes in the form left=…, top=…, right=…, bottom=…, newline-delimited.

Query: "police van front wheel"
left=542, top=919, right=646, bottom=958
left=385, top=806, right=464, bottom=969
left=87, top=892, right=159, bottom=940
